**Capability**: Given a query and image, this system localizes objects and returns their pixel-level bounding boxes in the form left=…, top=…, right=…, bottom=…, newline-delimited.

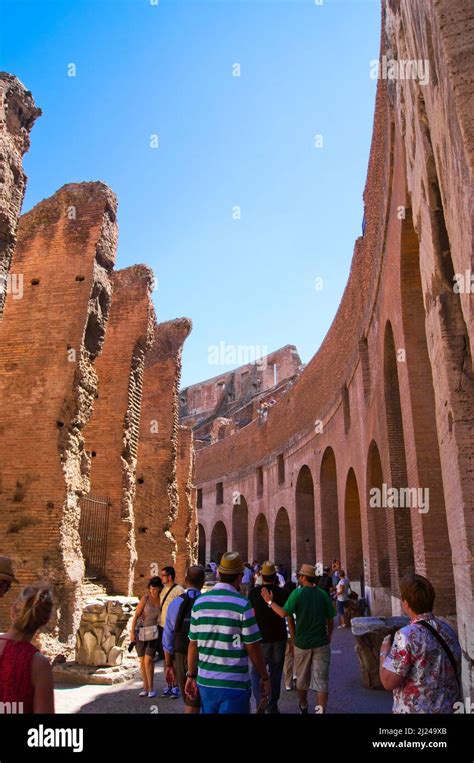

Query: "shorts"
left=136, top=638, right=160, bottom=658
left=174, top=652, right=201, bottom=708
left=294, top=643, right=331, bottom=693
left=337, top=599, right=349, bottom=615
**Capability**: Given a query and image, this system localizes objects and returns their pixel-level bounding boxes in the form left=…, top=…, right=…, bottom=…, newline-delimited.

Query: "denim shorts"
left=198, top=685, right=251, bottom=714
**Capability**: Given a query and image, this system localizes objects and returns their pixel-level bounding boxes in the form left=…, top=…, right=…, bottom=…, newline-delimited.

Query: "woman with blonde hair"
left=0, top=585, right=54, bottom=713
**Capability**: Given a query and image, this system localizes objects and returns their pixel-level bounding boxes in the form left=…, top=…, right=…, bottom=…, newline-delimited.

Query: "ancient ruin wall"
left=0, top=73, right=41, bottom=316
left=84, top=265, right=155, bottom=595
left=0, top=182, right=117, bottom=649
left=134, top=318, right=192, bottom=591
left=172, top=425, right=198, bottom=583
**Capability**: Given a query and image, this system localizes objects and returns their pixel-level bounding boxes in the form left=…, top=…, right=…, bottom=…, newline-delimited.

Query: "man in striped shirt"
left=185, top=552, right=270, bottom=714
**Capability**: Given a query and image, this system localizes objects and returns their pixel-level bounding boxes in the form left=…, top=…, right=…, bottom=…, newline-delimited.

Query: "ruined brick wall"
left=195, top=1, right=474, bottom=695
left=134, top=318, right=192, bottom=591
left=180, top=344, right=302, bottom=426
left=0, top=182, right=117, bottom=649
left=172, top=425, right=198, bottom=583
left=0, top=73, right=41, bottom=315
left=83, top=265, right=155, bottom=595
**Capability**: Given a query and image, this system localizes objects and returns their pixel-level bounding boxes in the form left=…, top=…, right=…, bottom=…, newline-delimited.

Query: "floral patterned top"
left=383, top=612, right=461, bottom=714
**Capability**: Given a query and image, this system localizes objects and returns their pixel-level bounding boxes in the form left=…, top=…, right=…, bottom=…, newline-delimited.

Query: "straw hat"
left=218, top=552, right=244, bottom=575
left=298, top=563, right=316, bottom=578
left=0, top=556, right=18, bottom=583
left=261, top=561, right=276, bottom=576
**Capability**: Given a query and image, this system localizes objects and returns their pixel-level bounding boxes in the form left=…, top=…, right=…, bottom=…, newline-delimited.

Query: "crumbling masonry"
left=0, top=74, right=197, bottom=654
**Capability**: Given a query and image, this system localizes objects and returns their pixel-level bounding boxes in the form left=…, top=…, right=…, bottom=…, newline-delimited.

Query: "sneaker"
left=147, top=690, right=157, bottom=698
left=161, top=686, right=172, bottom=697
left=171, top=687, right=180, bottom=699
left=299, top=703, right=308, bottom=715
left=139, top=690, right=148, bottom=697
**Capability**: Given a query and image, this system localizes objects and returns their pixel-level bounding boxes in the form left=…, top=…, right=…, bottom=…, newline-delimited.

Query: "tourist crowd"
left=0, top=553, right=462, bottom=715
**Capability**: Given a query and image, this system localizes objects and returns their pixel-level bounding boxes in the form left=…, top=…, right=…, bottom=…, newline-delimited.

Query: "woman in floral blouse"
left=379, top=573, right=461, bottom=714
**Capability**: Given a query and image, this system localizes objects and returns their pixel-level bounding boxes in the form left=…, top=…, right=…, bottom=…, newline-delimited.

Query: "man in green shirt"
left=261, top=563, right=335, bottom=713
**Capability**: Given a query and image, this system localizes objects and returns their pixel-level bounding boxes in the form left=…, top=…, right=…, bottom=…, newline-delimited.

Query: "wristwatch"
left=186, top=671, right=197, bottom=679
left=267, top=599, right=273, bottom=608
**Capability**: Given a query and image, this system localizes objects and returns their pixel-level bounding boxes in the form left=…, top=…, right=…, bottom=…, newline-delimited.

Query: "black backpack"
left=173, top=591, right=198, bottom=654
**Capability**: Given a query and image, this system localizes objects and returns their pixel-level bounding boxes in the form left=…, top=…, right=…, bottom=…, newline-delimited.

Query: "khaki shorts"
left=294, top=644, right=331, bottom=693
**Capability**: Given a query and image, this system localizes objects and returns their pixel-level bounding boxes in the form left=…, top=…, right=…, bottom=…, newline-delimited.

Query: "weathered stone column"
left=0, top=182, right=117, bottom=651
left=134, top=318, right=192, bottom=591
left=351, top=616, right=410, bottom=689
left=172, top=425, right=198, bottom=583
left=0, top=73, right=41, bottom=316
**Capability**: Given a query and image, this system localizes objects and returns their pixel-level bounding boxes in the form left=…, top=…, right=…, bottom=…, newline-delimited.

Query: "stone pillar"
left=0, top=182, right=117, bottom=650
left=84, top=266, right=155, bottom=595
left=134, top=318, right=192, bottom=592
left=351, top=616, right=410, bottom=689
left=0, top=73, right=41, bottom=316
left=172, top=425, right=198, bottom=584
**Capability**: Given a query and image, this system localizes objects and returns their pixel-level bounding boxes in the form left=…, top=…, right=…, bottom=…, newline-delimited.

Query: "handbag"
left=138, top=624, right=159, bottom=642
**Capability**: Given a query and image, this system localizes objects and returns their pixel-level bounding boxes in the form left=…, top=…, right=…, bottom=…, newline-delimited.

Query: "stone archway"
left=344, top=468, right=363, bottom=588
left=210, top=521, right=227, bottom=564
left=295, top=465, right=316, bottom=568
left=274, top=507, right=292, bottom=578
left=320, top=447, right=340, bottom=565
left=232, top=495, right=249, bottom=561
left=197, top=523, right=206, bottom=566
left=253, top=513, right=269, bottom=562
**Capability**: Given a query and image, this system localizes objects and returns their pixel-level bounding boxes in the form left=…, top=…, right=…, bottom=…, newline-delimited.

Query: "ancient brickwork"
left=0, top=182, right=117, bottom=648
left=83, top=266, right=155, bottom=595
left=0, top=73, right=41, bottom=316
left=134, top=318, right=192, bottom=591
left=172, top=425, right=198, bottom=583
left=194, top=1, right=474, bottom=695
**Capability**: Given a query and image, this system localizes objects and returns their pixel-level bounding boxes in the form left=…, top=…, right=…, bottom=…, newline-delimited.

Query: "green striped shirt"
left=188, top=583, right=261, bottom=690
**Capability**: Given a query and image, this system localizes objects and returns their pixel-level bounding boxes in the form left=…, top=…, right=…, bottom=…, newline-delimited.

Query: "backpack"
left=173, top=591, right=198, bottom=655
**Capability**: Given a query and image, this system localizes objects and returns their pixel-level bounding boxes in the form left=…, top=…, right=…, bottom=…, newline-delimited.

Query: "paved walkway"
left=55, top=627, right=393, bottom=714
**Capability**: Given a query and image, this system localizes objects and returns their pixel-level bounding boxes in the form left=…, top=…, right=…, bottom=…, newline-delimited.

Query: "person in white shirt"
left=336, top=570, right=350, bottom=628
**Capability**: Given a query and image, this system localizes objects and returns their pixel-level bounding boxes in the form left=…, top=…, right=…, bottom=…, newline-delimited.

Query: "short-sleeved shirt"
left=159, top=584, right=184, bottom=627
left=249, top=584, right=289, bottom=643
left=284, top=585, right=335, bottom=650
left=188, top=582, right=261, bottom=691
left=383, top=613, right=461, bottom=714
left=336, top=577, right=350, bottom=602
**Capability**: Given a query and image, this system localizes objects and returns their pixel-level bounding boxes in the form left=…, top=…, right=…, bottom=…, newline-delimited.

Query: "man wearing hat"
left=0, top=556, right=18, bottom=598
left=261, top=562, right=335, bottom=714
left=185, top=551, right=270, bottom=714
left=249, top=561, right=290, bottom=713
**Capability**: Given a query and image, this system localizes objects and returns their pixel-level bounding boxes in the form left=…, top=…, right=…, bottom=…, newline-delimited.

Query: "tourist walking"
left=163, top=565, right=205, bottom=714
left=336, top=569, right=350, bottom=628
left=261, top=563, right=335, bottom=713
left=129, top=576, right=162, bottom=698
left=318, top=566, right=333, bottom=596
left=184, top=552, right=270, bottom=714
left=0, top=556, right=18, bottom=599
left=241, top=563, right=253, bottom=597
left=0, top=585, right=54, bottom=713
left=159, top=566, right=184, bottom=697
left=249, top=561, right=289, bottom=713
left=380, top=574, right=461, bottom=713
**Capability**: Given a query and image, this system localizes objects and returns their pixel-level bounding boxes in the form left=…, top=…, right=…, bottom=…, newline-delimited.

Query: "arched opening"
left=383, top=320, right=415, bottom=593
left=197, top=523, right=206, bottom=566
left=399, top=208, right=457, bottom=616
left=344, top=468, right=363, bottom=589
left=367, top=440, right=391, bottom=590
left=253, top=513, right=269, bottom=562
left=320, top=447, right=340, bottom=565
left=274, top=507, right=292, bottom=578
left=210, top=521, right=227, bottom=564
left=295, top=465, right=316, bottom=568
left=232, top=495, right=248, bottom=562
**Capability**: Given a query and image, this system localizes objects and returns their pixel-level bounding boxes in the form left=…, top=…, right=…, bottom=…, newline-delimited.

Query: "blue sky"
left=2, top=0, right=380, bottom=388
